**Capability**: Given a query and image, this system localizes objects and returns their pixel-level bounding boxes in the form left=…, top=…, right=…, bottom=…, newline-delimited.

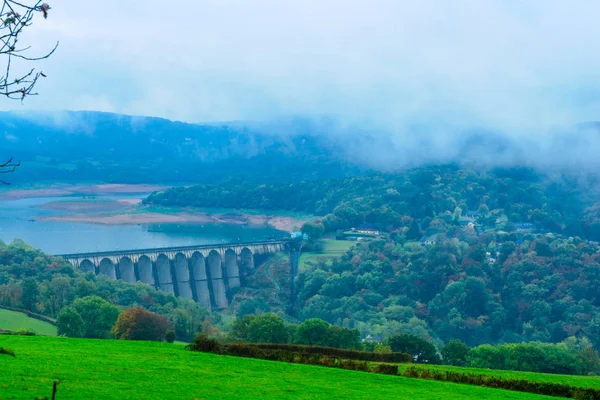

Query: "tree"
left=406, top=219, right=422, bottom=241
left=71, top=296, right=119, bottom=339
left=165, top=330, right=176, bottom=343
left=228, top=315, right=255, bottom=342
left=441, top=340, right=469, bottom=366
left=246, top=313, right=288, bottom=344
left=388, top=333, right=441, bottom=364
left=327, top=325, right=361, bottom=349
left=294, top=318, right=330, bottom=346
left=301, top=221, right=325, bottom=241
left=0, top=1, right=58, bottom=183
left=112, top=307, right=174, bottom=342
left=20, top=277, right=38, bottom=311
left=237, top=298, right=270, bottom=319
left=56, top=306, right=84, bottom=338
left=0, top=157, right=19, bottom=185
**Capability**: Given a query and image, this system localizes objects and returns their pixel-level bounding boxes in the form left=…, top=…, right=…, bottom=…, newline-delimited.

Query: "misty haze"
left=1, top=1, right=600, bottom=400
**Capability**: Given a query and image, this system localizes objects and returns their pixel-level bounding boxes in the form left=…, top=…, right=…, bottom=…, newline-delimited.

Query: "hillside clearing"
left=299, top=240, right=355, bottom=270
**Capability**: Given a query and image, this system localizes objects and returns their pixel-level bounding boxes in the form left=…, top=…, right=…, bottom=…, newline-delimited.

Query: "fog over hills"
left=2, top=110, right=600, bottom=184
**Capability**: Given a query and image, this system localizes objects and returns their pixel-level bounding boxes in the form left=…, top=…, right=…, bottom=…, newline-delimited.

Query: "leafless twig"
left=0, top=1, right=58, bottom=101
left=0, top=1, right=57, bottom=184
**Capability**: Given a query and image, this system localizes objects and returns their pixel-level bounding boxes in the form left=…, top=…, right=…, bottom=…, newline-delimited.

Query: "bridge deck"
left=57, top=240, right=288, bottom=259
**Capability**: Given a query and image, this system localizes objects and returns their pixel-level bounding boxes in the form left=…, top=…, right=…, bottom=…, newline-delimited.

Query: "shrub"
left=388, top=334, right=441, bottom=364
left=399, top=366, right=600, bottom=399
left=373, top=363, right=398, bottom=375
left=57, top=306, right=84, bottom=338
left=337, top=358, right=367, bottom=371
left=16, top=328, right=36, bottom=336
left=112, top=307, right=174, bottom=342
left=467, top=342, right=583, bottom=375
left=0, top=347, right=15, bottom=357
left=225, top=343, right=267, bottom=358
left=165, top=330, right=176, bottom=343
left=232, top=343, right=411, bottom=363
left=441, top=340, right=469, bottom=366
left=186, top=333, right=222, bottom=353
left=71, top=296, right=119, bottom=339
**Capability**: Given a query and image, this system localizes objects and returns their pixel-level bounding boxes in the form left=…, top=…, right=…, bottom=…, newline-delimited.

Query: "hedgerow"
left=400, top=366, right=600, bottom=399
left=230, top=343, right=411, bottom=363
left=187, top=337, right=402, bottom=375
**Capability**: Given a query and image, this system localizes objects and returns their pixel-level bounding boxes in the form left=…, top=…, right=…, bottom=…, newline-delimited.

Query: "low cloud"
left=3, top=0, right=600, bottom=170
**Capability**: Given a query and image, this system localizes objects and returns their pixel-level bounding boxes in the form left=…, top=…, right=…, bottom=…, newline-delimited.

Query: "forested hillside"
left=144, top=164, right=600, bottom=350
left=145, top=165, right=600, bottom=241
left=0, top=240, right=208, bottom=341
left=0, top=111, right=359, bottom=184
left=295, top=235, right=600, bottom=349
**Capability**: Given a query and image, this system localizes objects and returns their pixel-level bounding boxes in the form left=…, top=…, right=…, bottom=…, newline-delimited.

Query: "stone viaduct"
left=58, top=241, right=287, bottom=311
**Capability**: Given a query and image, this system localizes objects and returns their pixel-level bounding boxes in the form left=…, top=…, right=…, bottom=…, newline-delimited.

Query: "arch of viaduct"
left=58, top=241, right=287, bottom=310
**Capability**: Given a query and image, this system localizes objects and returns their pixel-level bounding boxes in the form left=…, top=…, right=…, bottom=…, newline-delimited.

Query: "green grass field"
left=299, top=240, right=355, bottom=270
left=0, top=336, right=560, bottom=400
left=0, top=309, right=57, bottom=336
left=396, top=363, right=600, bottom=390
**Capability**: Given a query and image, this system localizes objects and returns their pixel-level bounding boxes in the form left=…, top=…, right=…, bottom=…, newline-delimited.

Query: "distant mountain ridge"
left=2, top=110, right=599, bottom=185
left=0, top=111, right=361, bottom=184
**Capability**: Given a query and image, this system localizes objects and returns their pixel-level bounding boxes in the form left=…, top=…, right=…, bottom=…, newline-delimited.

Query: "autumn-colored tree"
left=112, top=307, right=173, bottom=342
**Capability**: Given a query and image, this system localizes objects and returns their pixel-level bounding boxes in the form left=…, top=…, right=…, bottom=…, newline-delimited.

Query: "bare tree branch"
left=0, top=1, right=57, bottom=184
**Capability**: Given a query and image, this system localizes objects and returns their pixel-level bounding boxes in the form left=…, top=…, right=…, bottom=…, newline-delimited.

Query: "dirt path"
left=264, top=253, right=286, bottom=292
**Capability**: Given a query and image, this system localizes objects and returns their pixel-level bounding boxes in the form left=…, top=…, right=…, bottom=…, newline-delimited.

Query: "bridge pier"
left=239, top=248, right=254, bottom=286
left=174, top=253, right=192, bottom=300
left=99, top=258, right=117, bottom=280
left=190, top=252, right=211, bottom=311
left=224, top=250, right=240, bottom=291
left=156, top=255, right=174, bottom=294
left=119, top=257, right=136, bottom=284
left=80, top=259, right=95, bottom=274
left=208, top=251, right=228, bottom=309
left=137, top=256, right=155, bottom=287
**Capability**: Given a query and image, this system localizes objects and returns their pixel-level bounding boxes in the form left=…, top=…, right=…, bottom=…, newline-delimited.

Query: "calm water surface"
left=0, top=194, right=286, bottom=254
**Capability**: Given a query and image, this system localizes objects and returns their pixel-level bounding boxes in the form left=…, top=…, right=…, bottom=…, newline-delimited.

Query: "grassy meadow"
left=0, top=336, right=562, bottom=400
left=299, top=240, right=355, bottom=270
left=0, top=309, right=57, bottom=336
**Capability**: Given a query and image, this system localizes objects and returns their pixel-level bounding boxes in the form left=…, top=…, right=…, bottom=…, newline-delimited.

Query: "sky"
left=6, top=0, right=600, bottom=141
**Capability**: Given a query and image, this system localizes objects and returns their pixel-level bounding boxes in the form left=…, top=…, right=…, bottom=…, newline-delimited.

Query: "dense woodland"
left=148, top=165, right=600, bottom=355
left=201, top=313, right=600, bottom=375
left=0, top=240, right=208, bottom=341
left=295, top=236, right=600, bottom=350
left=145, top=165, right=600, bottom=241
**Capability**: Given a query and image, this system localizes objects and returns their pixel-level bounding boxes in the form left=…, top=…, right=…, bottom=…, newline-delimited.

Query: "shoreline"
left=0, top=183, right=167, bottom=200
left=2, top=183, right=306, bottom=233
left=37, top=212, right=302, bottom=233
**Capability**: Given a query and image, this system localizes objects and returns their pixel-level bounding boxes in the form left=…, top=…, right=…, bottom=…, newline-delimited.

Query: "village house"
left=420, top=233, right=441, bottom=246
left=352, top=224, right=380, bottom=235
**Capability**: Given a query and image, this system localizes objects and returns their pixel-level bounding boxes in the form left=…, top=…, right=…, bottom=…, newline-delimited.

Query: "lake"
left=0, top=194, right=287, bottom=255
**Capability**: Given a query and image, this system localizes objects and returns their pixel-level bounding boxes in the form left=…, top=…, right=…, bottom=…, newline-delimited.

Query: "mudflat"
left=38, top=212, right=301, bottom=232
left=0, top=183, right=167, bottom=200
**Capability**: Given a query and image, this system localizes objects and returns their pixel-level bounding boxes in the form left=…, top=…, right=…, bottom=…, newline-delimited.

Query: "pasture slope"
left=0, top=309, right=57, bottom=336
left=0, top=336, right=566, bottom=400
